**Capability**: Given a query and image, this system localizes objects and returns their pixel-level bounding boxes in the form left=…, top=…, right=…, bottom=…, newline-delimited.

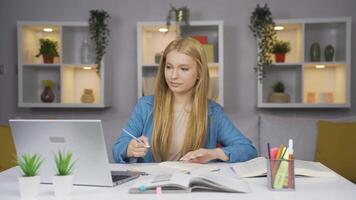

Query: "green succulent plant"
left=272, top=81, right=285, bottom=93
left=54, top=150, right=76, bottom=176
left=272, top=40, right=291, bottom=54
left=41, top=80, right=55, bottom=89
left=17, top=153, right=44, bottom=177
left=35, top=38, right=59, bottom=57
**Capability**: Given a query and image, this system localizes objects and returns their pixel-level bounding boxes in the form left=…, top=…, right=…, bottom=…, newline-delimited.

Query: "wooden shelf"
left=257, top=17, right=351, bottom=108
left=17, top=21, right=110, bottom=108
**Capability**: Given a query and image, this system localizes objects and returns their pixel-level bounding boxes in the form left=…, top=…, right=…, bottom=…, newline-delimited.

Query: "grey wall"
left=0, top=0, right=355, bottom=159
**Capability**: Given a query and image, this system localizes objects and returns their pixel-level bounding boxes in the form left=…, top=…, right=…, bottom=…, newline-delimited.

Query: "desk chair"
left=0, top=125, right=17, bottom=172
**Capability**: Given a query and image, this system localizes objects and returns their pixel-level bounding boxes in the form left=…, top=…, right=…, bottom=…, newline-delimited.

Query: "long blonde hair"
left=152, top=37, right=209, bottom=161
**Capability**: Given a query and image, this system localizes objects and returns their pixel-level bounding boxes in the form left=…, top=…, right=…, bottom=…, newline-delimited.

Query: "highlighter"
left=287, top=139, right=294, bottom=188
left=273, top=144, right=291, bottom=189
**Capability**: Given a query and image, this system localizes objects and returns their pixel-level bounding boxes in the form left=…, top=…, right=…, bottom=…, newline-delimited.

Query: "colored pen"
left=288, top=139, right=294, bottom=188
left=122, top=128, right=150, bottom=148
left=267, top=143, right=271, bottom=159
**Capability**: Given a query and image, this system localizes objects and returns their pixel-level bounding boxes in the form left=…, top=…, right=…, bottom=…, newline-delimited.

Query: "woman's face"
left=164, top=50, right=199, bottom=97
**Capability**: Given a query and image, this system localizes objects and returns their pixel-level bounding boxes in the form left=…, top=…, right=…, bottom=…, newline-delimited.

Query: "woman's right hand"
left=126, top=136, right=150, bottom=158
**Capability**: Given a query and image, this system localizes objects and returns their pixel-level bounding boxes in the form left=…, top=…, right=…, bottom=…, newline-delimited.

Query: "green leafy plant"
left=35, top=38, right=59, bottom=57
left=17, top=153, right=44, bottom=177
left=54, top=150, right=76, bottom=176
left=249, top=3, right=277, bottom=80
left=41, top=80, right=55, bottom=89
left=89, top=9, right=111, bottom=74
left=166, top=4, right=190, bottom=30
left=272, top=40, right=291, bottom=54
left=272, top=81, right=285, bottom=93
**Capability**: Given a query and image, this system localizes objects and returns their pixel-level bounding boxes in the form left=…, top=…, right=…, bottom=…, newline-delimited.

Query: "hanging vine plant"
left=249, top=3, right=276, bottom=81
left=89, top=9, right=111, bottom=74
left=166, top=4, right=190, bottom=31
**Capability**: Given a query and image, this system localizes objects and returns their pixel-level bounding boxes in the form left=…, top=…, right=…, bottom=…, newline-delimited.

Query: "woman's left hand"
left=180, top=148, right=228, bottom=163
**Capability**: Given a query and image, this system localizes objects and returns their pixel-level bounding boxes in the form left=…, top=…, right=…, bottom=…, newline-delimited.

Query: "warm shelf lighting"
left=274, top=26, right=284, bottom=31
left=43, top=28, right=53, bottom=32
left=315, top=65, right=325, bottom=69
left=83, top=66, right=92, bottom=70
left=158, top=28, right=168, bottom=33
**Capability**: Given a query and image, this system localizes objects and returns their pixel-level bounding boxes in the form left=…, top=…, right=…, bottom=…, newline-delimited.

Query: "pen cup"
left=267, top=159, right=295, bottom=190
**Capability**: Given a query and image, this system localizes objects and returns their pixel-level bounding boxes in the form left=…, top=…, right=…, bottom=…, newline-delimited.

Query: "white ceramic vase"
left=53, top=175, right=73, bottom=198
left=18, top=176, right=40, bottom=199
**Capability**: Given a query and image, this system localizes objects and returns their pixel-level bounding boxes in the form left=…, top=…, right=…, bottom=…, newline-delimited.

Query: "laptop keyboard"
left=112, top=174, right=131, bottom=182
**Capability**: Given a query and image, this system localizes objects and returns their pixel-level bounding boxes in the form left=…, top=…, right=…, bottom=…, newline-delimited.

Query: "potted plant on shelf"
left=35, top=38, right=59, bottom=63
left=89, top=9, right=111, bottom=74
left=268, top=81, right=290, bottom=103
left=17, top=153, right=44, bottom=199
left=53, top=149, right=76, bottom=198
left=272, top=40, right=291, bottom=63
left=41, top=80, right=55, bottom=103
left=249, top=3, right=277, bottom=80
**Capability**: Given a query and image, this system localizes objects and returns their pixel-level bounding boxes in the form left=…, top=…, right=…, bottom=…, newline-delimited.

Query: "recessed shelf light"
left=274, top=26, right=284, bottom=31
left=43, top=28, right=53, bottom=32
left=158, top=28, right=168, bottom=33
left=83, top=66, right=92, bottom=70
left=315, top=65, right=325, bottom=69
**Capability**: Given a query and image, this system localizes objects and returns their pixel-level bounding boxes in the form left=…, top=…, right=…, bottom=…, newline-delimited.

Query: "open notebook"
left=232, top=157, right=337, bottom=178
left=129, top=172, right=250, bottom=193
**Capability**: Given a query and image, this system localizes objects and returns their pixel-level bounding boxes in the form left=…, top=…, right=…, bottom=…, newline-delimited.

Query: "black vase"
left=310, top=42, right=321, bottom=62
left=324, top=45, right=334, bottom=62
left=41, top=86, right=55, bottom=103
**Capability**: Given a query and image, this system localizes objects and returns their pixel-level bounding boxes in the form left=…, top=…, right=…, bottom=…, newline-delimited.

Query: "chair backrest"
left=0, top=125, right=17, bottom=172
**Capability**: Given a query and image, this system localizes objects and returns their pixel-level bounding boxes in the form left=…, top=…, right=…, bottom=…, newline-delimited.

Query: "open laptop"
left=9, top=119, right=141, bottom=187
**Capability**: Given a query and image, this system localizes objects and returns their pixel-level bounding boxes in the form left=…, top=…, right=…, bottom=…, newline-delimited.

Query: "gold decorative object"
left=268, top=92, right=290, bottom=103
left=81, top=89, right=95, bottom=103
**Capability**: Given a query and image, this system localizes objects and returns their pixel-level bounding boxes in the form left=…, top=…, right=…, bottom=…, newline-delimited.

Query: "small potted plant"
left=41, top=80, right=55, bottom=103
left=17, top=153, right=44, bottom=199
left=53, top=149, right=76, bottom=198
left=271, top=40, right=291, bottom=63
left=268, top=81, right=290, bottom=103
left=35, top=38, right=59, bottom=63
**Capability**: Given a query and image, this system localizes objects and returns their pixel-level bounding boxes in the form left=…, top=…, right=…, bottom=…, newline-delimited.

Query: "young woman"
left=113, top=37, right=257, bottom=163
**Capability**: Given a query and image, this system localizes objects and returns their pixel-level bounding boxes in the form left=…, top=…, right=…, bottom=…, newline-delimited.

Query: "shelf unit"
left=258, top=17, right=351, bottom=108
left=17, top=21, right=111, bottom=108
left=137, top=21, right=224, bottom=106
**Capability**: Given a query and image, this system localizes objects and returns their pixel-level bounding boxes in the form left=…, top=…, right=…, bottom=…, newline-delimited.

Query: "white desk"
left=1, top=163, right=355, bottom=200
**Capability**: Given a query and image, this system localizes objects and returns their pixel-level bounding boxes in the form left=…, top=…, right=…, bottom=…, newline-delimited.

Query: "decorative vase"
left=18, top=176, right=40, bottom=199
left=310, top=42, right=321, bottom=62
left=43, top=54, right=54, bottom=63
left=268, top=92, right=290, bottom=103
left=274, top=53, right=286, bottom=63
left=306, top=92, right=316, bottom=104
left=53, top=175, right=73, bottom=198
left=81, top=89, right=95, bottom=103
left=81, top=39, right=91, bottom=64
left=155, top=53, right=162, bottom=64
left=41, top=86, right=55, bottom=102
left=324, top=45, right=334, bottom=62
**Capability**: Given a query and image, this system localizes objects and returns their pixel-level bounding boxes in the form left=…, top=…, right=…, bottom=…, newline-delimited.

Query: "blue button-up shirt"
left=113, top=96, right=257, bottom=163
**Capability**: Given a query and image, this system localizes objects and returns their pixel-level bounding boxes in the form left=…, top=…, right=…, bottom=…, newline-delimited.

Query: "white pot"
left=18, top=176, right=40, bottom=199
left=53, top=175, right=73, bottom=197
